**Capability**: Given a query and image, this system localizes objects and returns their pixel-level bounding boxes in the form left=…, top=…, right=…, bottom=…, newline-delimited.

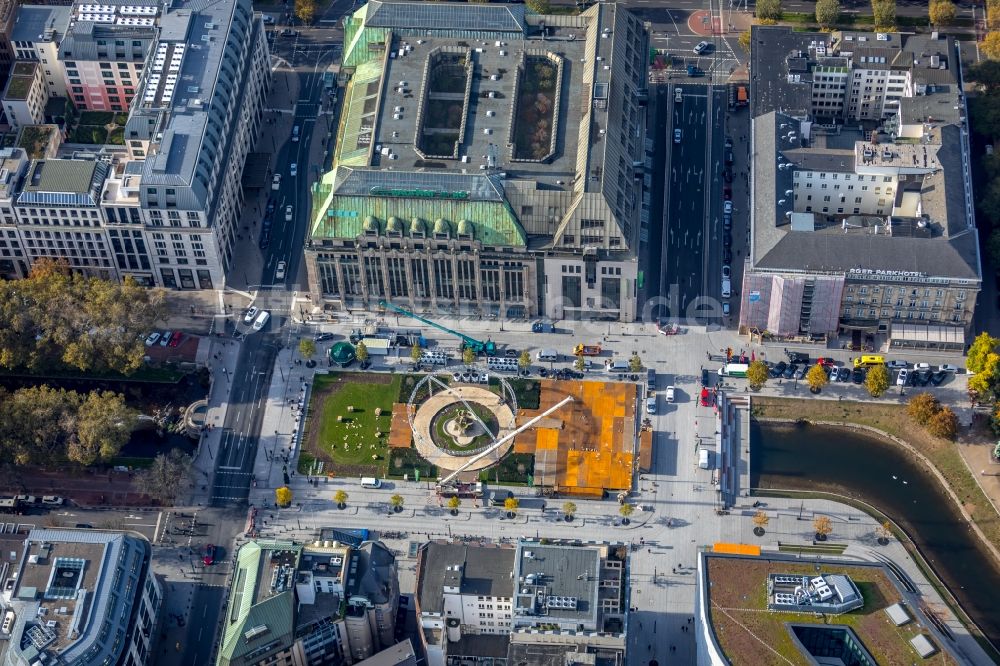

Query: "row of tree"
left=752, top=0, right=936, bottom=30
left=964, top=332, right=1000, bottom=436
left=0, top=385, right=136, bottom=467
left=0, top=260, right=165, bottom=376
left=744, top=359, right=891, bottom=397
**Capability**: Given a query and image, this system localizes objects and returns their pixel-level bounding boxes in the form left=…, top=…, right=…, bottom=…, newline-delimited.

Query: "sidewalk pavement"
left=187, top=337, right=244, bottom=506
left=956, top=427, right=1000, bottom=516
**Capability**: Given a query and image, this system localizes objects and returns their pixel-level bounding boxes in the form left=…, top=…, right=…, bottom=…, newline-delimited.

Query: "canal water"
left=752, top=420, right=1000, bottom=649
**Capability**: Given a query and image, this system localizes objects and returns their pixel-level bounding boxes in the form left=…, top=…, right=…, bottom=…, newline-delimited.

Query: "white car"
left=159, top=330, right=172, bottom=347
left=646, top=396, right=656, bottom=414
left=886, top=360, right=908, bottom=369
left=723, top=200, right=733, bottom=215
left=285, top=205, right=294, bottom=222
left=275, top=261, right=286, bottom=280
left=896, top=369, right=909, bottom=386
left=243, top=306, right=260, bottom=324
left=290, top=162, right=298, bottom=177
left=252, top=310, right=271, bottom=331
left=722, top=265, right=731, bottom=279
left=914, top=362, right=931, bottom=371
left=144, top=332, right=161, bottom=347
left=41, top=495, right=64, bottom=506
left=665, top=385, right=675, bottom=402
left=693, top=40, right=710, bottom=54
left=938, top=364, right=960, bottom=373
left=271, top=174, right=281, bottom=191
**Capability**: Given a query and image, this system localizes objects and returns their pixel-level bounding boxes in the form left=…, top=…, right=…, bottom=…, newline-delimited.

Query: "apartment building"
left=2, top=61, right=48, bottom=129
left=306, top=1, right=649, bottom=321
left=218, top=539, right=401, bottom=666
left=743, top=28, right=980, bottom=348
left=0, top=146, right=29, bottom=279
left=9, top=5, right=70, bottom=97
left=0, top=0, right=21, bottom=92
left=0, top=528, right=162, bottom=666
left=415, top=540, right=628, bottom=666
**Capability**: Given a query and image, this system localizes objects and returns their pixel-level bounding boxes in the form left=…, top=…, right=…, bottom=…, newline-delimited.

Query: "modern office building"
left=305, top=0, right=649, bottom=321
left=58, top=0, right=160, bottom=112
left=0, top=528, right=162, bottom=666
left=414, top=540, right=628, bottom=666
left=218, top=539, right=400, bottom=666
left=2, top=61, right=48, bottom=129
left=743, top=27, right=980, bottom=349
left=0, top=146, right=29, bottom=279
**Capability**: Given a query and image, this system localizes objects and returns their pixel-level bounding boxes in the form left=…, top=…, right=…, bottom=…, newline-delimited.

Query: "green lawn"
left=305, top=373, right=401, bottom=472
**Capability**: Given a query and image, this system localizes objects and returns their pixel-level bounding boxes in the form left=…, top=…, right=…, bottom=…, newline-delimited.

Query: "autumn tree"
left=813, top=515, right=833, bottom=540
left=390, top=494, right=404, bottom=512
left=815, top=0, right=840, bottom=28
left=876, top=520, right=894, bottom=543
left=752, top=510, right=769, bottom=535
left=747, top=360, right=769, bottom=391
left=462, top=346, right=476, bottom=366
left=143, top=450, right=193, bottom=504
left=275, top=486, right=293, bottom=507
left=929, top=0, right=956, bottom=26
left=294, top=0, right=316, bottom=24
left=504, top=496, right=520, bottom=517
left=969, top=353, right=1000, bottom=402
left=298, top=338, right=316, bottom=360
left=334, top=489, right=349, bottom=507
left=906, top=392, right=940, bottom=424
left=738, top=30, right=751, bottom=53
left=864, top=365, right=889, bottom=398
left=619, top=503, right=634, bottom=524
left=629, top=352, right=643, bottom=373
left=871, top=0, right=896, bottom=30
left=927, top=406, right=959, bottom=440
left=518, top=350, right=532, bottom=373
left=410, top=342, right=423, bottom=364
left=983, top=32, right=1000, bottom=60
left=968, top=333, right=1000, bottom=373
left=756, top=0, right=782, bottom=22
left=447, top=495, right=461, bottom=514
left=525, top=0, right=550, bottom=13
left=574, top=355, right=586, bottom=372
left=562, top=501, right=577, bottom=522
left=69, top=391, right=136, bottom=466
left=806, top=364, right=828, bottom=393
left=354, top=341, right=369, bottom=364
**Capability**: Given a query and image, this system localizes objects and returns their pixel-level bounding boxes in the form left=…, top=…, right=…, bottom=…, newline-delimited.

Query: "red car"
left=817, top=357, right=836, bottom=367
left=700, top=387, right=711, bottom=407
left=168, top=331, right=183, bottom=347
left=203, top=544, right=215, bottom=565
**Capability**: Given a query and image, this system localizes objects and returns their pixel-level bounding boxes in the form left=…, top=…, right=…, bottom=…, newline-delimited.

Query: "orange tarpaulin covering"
left=713, top=543, right=761, bottom=556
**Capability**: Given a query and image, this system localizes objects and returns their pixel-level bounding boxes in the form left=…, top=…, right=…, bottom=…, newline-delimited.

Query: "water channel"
left=751, top=420, right=1000, bottom=649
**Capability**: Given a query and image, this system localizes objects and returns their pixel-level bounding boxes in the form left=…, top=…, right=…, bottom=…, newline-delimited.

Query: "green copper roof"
left=217, top=540, right=301, bottom=665
left=334, top=59, right=384, bottom=168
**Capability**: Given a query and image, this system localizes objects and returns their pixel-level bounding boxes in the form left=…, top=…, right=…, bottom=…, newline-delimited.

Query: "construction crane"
left=378, top=300, right=497, bottom=355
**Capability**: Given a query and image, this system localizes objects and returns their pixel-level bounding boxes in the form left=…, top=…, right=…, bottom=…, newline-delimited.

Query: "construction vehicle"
left=378, top=300, right=497, bottom=355
left=573, top=343, right=602, bottom=356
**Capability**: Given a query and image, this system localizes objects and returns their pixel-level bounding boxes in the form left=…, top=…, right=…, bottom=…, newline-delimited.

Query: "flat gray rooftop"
left=372, top=34, right=584, bottom=186
left=514, top=543, right=600, bottom=624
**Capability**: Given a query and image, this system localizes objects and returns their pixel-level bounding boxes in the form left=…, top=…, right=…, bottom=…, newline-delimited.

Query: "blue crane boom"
left=378, top=300, right=497, bottom=355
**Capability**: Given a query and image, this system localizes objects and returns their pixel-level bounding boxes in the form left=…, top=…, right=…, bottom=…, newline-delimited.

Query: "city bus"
left=853, top=355, right=885, bottom=368
left=718, top=363, right=749, bottom=378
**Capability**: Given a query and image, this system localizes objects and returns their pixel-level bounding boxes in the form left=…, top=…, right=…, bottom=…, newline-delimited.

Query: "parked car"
left=817, top=357, right=836, bottom=367
left=701, top=368, right=711, bottom=387
left=896, top=369, right=909, bottom=386
left=168, top=331, right=183, bottom=347
left=723, top=213, right=732, bottom=230
left=290, top=162, right=298, bottom=177
left=314, top=332, right=336, bottom=342
left=916, top=370, right=932, bottom=386
left=665, top=386, right=675, bottom=402
left=266, top=199, right=275, bottom=215
left=770, top=361, right=787, bottom=378
left=723, top=200, right=733, bottom=215
left=244, top=306, right=260, bottom=324
left=782, top=363, right=797, bottom=379
left=722, top=265, right=731, bottom=279
left=203, top=544, right=216, bottom=565
left=837, top=367, right=850, bottom=382
left=144, top=332, right=161, bottom=347
left=15, top=495, right=36, bottom=505
left=938, top=364, right=960, bottom=373
left=930, top=370, right=947, bottom=386
left=914, top=362, right=931, bottom=371
left=693, top=40, right=710, bottom=54
left=886, top=360, right=908, bottom=369
left=41, top=496, right=64, bottom=506
left=786, top=351, right=809, bottom=364
left=723, top=248, right=732, bottom=265
left=723, top=232, right=732, bottom=248
left=723, top=168, right=733, bottom=183
left=851, top=368, right=865, bottom=384
left=722, top=302, right=730, bottom=316
left=794, top=366, right=806, bottom=380
left=159, top=330, right=172, bottom=347
left=674, top=128, right=682, bottom=143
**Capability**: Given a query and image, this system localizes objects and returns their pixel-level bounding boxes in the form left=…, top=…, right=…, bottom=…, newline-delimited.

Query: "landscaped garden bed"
left=511, top=54, right=562, bottom=161
left=416, top=50, right=472, bottom=159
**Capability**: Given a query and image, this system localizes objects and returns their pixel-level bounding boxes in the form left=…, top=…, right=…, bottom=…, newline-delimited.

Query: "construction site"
left=386, top=373, right=644, bottom=498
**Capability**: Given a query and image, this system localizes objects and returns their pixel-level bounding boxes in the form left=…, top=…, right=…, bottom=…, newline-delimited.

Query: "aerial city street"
left=0, top=0, right=1000, bottom=665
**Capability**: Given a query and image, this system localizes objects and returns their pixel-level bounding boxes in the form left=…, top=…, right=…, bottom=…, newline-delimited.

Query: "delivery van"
left=360, top=477, right=381, bottom=489
left=698, top=448, right=710, bottom=469
left=853, top=355, right=885, bottom=368
left=536, top=349, right=559, bottom=362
